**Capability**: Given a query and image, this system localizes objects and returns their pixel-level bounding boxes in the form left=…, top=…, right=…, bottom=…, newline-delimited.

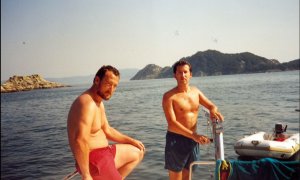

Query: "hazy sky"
left=1, top=0, right=299, bottom=80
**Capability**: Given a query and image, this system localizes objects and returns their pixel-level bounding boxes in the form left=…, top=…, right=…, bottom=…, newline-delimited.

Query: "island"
left=131, top=50, right=300, bottom=80
left=1, top=74, right=70, bottom=93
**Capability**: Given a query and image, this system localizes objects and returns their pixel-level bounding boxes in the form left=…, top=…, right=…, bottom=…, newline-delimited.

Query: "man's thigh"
left=114, top=144, right=141, bottom=168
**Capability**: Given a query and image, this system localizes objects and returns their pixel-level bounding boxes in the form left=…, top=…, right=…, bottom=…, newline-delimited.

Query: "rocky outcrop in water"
left=1, top=74, right=69, bottom=93
left=131, top=64, right=163, bottom=80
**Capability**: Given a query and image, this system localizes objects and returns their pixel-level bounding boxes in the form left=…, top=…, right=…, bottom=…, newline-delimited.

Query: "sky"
left=1, top=0, right=299, bottom=80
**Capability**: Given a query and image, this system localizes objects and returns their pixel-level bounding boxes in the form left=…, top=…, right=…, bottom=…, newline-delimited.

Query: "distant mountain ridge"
left=47, top=68, right=139, bottom=85
left=131, top=50, right=299, bottom=80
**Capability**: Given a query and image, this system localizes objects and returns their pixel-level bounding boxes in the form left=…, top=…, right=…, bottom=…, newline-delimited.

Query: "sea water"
left=1, top=71, right=299, bottom=179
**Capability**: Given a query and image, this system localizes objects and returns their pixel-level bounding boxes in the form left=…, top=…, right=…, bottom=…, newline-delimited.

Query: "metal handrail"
left=189, top=108, right=224, bottom=180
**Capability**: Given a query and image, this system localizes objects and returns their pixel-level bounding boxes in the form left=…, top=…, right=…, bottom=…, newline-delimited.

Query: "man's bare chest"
left=173, top=95, right=199, bottom=112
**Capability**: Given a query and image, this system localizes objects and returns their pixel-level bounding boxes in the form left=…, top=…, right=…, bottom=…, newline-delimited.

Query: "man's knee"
left=122, top=144, right=145, bottom=163
left=134, top=146, right=145, bottom=162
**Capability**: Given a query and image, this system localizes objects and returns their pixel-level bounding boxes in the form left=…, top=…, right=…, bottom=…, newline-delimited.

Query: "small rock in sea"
left=1, top=74, right=70, bottom=93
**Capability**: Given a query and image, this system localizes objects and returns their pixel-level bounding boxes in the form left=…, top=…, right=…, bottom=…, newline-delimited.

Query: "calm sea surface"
left=1, top=71, right=299, bottom=180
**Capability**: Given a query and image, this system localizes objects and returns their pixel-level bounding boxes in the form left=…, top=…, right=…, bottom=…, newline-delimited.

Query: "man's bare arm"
left=198, top=90, right=224, bottom=121
left=107, top=127, right=145, bottom=151
left=69, top=100, right=93, bottom=179
left=101, top=104, right=145, bottom=151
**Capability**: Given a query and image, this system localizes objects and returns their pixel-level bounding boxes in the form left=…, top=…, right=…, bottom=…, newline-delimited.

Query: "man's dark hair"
left=94, top=65, right=120, bottom=82
left=172, top=58, right=192, bottom=74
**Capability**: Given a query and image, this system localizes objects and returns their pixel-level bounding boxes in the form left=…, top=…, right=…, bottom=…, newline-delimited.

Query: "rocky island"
left=1, top=74, right=69, bottom=93
left=131, top=50, right=300, bottom=80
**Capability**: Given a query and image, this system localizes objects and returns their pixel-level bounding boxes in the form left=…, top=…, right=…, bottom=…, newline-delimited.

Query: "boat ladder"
left=189, top=108, right=225, bottom=180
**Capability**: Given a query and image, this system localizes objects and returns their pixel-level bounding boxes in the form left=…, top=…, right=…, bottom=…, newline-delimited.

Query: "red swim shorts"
left=76, top=144, right=122, bottom=180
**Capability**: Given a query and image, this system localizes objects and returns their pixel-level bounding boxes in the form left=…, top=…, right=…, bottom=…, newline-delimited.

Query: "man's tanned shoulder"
left=163, top=88, right=177, bottom=102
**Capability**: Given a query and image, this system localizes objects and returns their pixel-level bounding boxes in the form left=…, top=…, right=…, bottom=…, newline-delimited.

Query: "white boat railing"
left=189, top=107, right=225, bottom=180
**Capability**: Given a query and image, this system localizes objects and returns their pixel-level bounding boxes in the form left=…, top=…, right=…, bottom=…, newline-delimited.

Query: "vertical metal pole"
left=212, top=121, right=224, bottom=160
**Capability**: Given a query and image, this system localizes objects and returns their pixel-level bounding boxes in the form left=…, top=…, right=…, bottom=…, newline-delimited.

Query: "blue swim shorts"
left=164, top=131, right=200, bottom=172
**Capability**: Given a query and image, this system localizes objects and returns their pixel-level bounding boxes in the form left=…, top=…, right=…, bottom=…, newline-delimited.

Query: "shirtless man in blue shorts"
left=162, top=59, right=224, bottom=180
